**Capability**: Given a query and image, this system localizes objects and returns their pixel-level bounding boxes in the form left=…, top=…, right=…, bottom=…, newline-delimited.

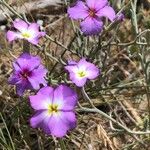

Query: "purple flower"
left=65, top=58, right=99, bottom=87
left=30, top=85, right=77, bottom=137
left=6, top=19, right=45, bottom=45
left=68, top=0, right=116, bottom=35
left=8, top=53, right=47, bottom=96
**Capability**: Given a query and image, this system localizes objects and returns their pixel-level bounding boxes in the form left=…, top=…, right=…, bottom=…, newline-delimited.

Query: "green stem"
left=23, top=40, right=30, bottom=53
left=0, top=113, right=15, bottom=150
left=59, top=139, right=66, bottom=150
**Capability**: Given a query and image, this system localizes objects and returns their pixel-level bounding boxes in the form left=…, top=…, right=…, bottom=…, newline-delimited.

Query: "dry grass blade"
left=97, top=124, right=116, bottom=150
left=0, top=0, right=64, bottom=22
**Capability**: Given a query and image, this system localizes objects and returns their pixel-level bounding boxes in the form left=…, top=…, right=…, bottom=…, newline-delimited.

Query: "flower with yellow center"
left=65, top=58, right=99, bottom=87
left=6, top=19, right=45, bottom=45
left=30, top=85, right=77, bottom=137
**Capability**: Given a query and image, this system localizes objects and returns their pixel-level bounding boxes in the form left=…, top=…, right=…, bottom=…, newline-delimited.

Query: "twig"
left=104, top=29, right=150, bottom=47
left=78, top=107, right=150, bottom=135
left=78, top=90, right=150, bottom=135
left=0, top=0, right=63, bottom=22
left=82, top=86, right=95, bottom=108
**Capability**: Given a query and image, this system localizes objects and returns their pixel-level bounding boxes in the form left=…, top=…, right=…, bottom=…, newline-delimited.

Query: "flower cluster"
left=6, top=0, right=122, bottom=138
left=9, top=52, right=99, bottom=137
left=68, top=0, right=116, bottom=35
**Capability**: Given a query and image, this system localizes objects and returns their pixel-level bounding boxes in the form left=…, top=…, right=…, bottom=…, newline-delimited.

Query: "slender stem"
left=59, top=139, right=66, bottom=150
left=23, top=40, right=30, bottom=53
left=0, top=113, right=16, bottom=150
left=107, top=29, right=150, bottom=47
left=79, top=107, right=150, bottom=135
left=0, top=0, right=22, bottom=19
left=103, top=0, right=132, bottom=34
left=82, top=86, right=95, bottom=107
left=131, top=0, right=150, bottom=131
left=131, top=0, right=138, bottom=34
left=45, top=35, right=68, bottom=51
left=80, top=88, right=150, bottom=135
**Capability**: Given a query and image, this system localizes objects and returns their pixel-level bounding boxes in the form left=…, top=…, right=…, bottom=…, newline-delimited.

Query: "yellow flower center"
left=77, top=70, right=86, bottom=78
left=22, top=32, right=31, bottom=38
left=48, top=104, right=58, bottom=114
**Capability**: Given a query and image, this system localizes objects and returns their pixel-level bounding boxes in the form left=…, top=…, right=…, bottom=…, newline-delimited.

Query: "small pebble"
left=0, top=25, right=6, bottom=31
left=0, top=90, right=2, bottom=96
